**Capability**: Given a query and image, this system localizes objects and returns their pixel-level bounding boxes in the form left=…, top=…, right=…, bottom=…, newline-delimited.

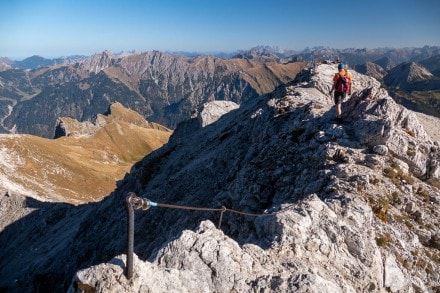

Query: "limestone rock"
left=54, top=102, right=170, bottom=138
left=197, top=101, right=239, bottom=127
left=384, top=254, right=407, bottom=292
left=373, top=145, right=388, bottom=155
left=54, top=117, right=98, bottom=138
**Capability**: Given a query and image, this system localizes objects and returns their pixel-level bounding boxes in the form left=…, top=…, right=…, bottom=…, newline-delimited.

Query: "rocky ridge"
left=54, top=101, right=169, bottom=138
left=1, top=64, right=439, bottom=292
left=355, top=58, right=440, bottom=120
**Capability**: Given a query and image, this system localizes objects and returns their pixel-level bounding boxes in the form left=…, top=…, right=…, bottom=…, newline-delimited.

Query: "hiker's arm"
left=329, top=82, right=335, bottom=94
left=329, top=74, right=337, bottom=94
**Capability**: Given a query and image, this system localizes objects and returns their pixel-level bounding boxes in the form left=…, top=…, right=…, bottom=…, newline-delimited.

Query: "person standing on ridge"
left=329, top=63, right=352, bottom=124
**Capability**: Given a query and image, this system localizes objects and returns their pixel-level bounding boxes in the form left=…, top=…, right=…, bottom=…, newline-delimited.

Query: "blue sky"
left=1, top=0, right=439, bottom=59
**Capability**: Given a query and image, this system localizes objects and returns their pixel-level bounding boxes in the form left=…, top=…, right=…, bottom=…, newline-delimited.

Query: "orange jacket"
left=333, top=69, right=352, bottom=93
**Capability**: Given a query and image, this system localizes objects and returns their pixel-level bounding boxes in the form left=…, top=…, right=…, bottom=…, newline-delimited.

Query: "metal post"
left=125, top=193, right=135, bottom=280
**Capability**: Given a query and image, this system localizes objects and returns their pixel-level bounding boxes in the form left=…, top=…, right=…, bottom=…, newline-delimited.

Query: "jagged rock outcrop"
left=78, top=50, right=116, bottom=74
left=354, top=62, right=387, bottom=81
left=54, top=102, right=170, bottom=138
left=1, top=64, right=440, bottom=292
left=54, top=117, right=98, bottom=138
left=69, top=64, right=440, bottom=292
left=196, top=100, right=239, bottom=127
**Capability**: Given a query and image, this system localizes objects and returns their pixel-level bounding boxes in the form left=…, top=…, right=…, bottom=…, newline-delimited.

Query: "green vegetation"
left=406, top=146, right=416, bottom=157
left=425, top=249, right=440, bottom=265
left=383, top=159, right=415, bottom=190
left=391, top=191, right=400, bottom=203
left=415, top=257, right=435, bottom=274
left=394, top=252, right=411, bottom=269
left=369, top=196, right=390, bottom=222
left=369, top=176, right=380, bottom=185
left=416, top=186, right=431, bottom=202
left=375, top=233, right=391, bottom=247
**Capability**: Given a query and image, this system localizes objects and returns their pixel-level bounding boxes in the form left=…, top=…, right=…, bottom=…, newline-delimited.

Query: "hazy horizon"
left=4, top=44, right=440, bottom=62
left=1, top=0, right=439, bottom=60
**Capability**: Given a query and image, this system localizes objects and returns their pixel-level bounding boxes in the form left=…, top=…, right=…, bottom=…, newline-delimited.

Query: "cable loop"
left=129, top=196, right=153, bottom=211
left=126, top=193, right=294, bottom=221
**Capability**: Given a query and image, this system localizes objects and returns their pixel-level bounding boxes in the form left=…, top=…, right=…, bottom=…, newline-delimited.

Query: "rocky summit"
left=1, top=64, right=439, bottom=292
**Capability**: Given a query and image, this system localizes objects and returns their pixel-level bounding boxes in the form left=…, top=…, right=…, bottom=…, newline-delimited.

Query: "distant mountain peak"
left=384, top=62, right=434, bottom=89
left=14, top=55, right=53, bottom=69
left=79, top=50, right=117, bottom=73
left=354, top=61, right=387, bottom=81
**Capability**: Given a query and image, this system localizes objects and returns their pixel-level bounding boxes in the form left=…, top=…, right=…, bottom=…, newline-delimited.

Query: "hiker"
left=329, top=63, right=352, bottom=124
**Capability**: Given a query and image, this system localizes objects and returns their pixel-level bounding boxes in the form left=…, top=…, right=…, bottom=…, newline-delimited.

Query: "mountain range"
left=0, top=63, right=439, bottom=292
left=1, top=45, right=439, bottom=70
left=1, top=46, right=440, bottom=140
left=0, top=50, right=306, bottom=138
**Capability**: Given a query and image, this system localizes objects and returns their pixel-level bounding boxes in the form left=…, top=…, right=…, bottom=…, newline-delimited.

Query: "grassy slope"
left=0, top=121, right=171, bottom=204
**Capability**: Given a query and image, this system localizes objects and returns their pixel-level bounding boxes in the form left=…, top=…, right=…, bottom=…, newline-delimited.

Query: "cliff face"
left=1, top=64, right=439, bottom=292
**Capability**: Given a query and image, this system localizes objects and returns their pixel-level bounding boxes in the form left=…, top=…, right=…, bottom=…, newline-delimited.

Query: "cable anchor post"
left=218, top=206, right=227, bottom=229
left=125, top=192, right=136, bottom=280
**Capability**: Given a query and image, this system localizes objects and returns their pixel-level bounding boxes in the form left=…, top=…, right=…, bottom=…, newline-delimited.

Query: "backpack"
left=335, top=73, right=350, bottom=93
